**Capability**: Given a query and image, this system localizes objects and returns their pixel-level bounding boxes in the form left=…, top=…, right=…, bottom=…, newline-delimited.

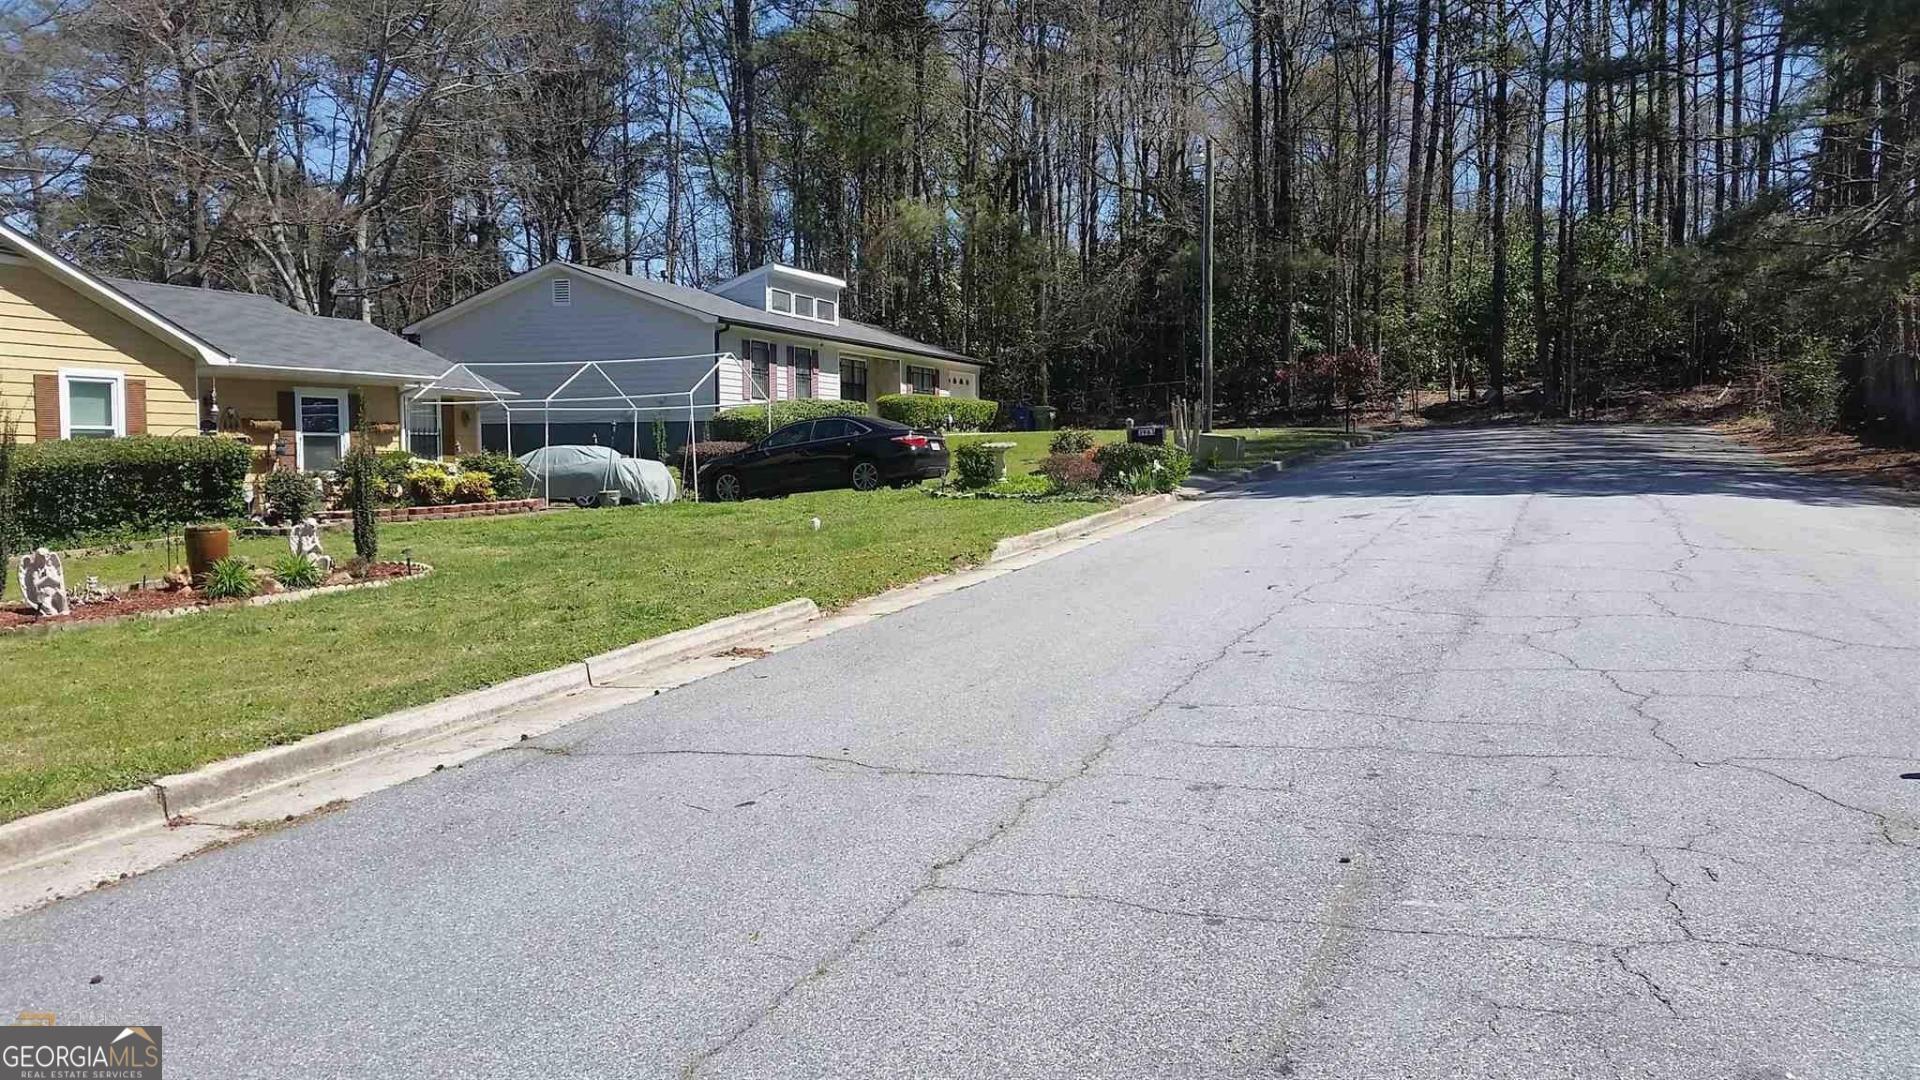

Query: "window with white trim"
left=766, top=287, right=839, bottom=324
left=907, top=365, right=938, bottom=395
left=297, top=389, right=349, bottom=471
left=59, top=368, right=125, bottom=438
left=60, top=370, right=124, bottom=439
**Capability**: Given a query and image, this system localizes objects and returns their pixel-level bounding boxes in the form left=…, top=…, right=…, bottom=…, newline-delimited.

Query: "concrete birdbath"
left=977, top=442, right=1018, bottom=483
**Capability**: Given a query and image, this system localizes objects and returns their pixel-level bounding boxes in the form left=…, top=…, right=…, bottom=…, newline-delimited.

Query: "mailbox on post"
left=1127, top=424, right=1167, bottom=445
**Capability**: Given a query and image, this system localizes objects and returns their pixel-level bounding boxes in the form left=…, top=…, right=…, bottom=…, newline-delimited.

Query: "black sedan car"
left=699, top=415, right=950, bottom=500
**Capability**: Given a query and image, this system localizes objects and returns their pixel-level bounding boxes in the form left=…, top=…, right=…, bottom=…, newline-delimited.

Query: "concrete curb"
left=1178, top=431, right=1387, bottom=499
left=0, top=598, right=818, bottom=870
left=987, top=493, right=1178, bottom=562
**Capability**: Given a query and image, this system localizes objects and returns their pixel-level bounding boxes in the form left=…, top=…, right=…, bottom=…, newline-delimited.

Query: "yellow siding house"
left=0, top=222, right=505, bottom=471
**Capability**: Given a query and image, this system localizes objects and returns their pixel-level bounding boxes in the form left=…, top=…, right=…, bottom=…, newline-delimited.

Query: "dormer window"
left=766, top=285, right=838, bottom=324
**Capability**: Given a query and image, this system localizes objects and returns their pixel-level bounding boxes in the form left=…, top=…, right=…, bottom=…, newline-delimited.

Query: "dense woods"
left=2, top=0, right=1914, bottom=434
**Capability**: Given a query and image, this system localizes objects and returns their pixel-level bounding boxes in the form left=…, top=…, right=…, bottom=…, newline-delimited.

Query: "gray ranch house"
left=403, top=262, right=983, bottom=453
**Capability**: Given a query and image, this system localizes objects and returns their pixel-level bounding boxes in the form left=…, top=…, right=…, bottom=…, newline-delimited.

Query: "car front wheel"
left=850, top=460, right=882, bottom=491
left=711, top=472, right=745, bottom=501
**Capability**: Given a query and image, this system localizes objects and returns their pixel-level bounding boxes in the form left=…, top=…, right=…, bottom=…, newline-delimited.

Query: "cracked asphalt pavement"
left=5, top=425, right=1917, bottom=1078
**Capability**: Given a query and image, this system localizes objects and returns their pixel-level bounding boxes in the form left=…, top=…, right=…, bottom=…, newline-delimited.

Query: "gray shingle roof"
left=104, top=278, right=509, bottom=395
left=564, top=264, right=977, bottom=364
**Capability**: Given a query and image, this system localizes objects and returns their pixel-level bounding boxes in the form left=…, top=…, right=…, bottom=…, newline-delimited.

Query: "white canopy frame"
left=407, top=352, right=738, bottom=503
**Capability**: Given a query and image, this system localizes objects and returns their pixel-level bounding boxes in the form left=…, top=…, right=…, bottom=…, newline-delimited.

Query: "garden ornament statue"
left=290, top=517, right=333, bottom=576
left=18, top=548, right=70, bottom=617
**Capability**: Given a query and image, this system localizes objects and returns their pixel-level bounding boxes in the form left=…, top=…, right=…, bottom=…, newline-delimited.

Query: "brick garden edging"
left=317, top=498, right=547, bottom=525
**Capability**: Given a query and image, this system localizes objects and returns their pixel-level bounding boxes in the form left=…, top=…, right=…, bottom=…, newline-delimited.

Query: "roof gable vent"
left=551, top=277, right=572, bottom=306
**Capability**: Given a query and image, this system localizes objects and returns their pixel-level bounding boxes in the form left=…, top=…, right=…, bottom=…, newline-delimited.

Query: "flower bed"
left=0, top=563, right=429, bottom=634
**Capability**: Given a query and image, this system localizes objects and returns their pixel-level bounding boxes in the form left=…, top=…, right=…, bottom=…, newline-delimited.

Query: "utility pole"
left=1201, top=138, right=1215, bottom=432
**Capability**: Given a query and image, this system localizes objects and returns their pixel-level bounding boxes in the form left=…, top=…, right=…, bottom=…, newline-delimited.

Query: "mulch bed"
left=0, top=562, right=426, bottom=632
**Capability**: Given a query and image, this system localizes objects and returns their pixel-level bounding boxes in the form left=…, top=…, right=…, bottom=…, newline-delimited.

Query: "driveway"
left=5, top=426, right=1916, bottom=1078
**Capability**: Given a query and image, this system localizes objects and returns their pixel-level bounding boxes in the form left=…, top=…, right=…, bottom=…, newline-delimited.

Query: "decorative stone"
left=77, top=575, right=113, bottom=605
left=18, top=548, right=70, bottom=617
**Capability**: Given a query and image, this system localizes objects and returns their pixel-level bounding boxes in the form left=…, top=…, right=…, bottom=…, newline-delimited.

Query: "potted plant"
left=183, top=521, right=233, bottom=583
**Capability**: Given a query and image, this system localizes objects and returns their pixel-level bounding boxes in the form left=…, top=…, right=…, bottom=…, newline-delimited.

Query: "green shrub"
left=1772, top=334, right=1844, bottom=433
left=710, top=400, right=869, bottom=442
left=271, top=553, right=326, bottom=589
left=404, top=465, right=455, bottom=506
left=874, top=395, right=998, bottom=432
left=451, top=471, right=496, bottom=503
left=14, top=435, right=250, bottom=545
left=1049, top=429, right=1097, bottom=454
left=1092, top=442, right=1191, bottom=493
left=952, top=442, right=1001, bottom=488
left=1039, top=450, right=1102, bottom=493
left=344, top=443, right=380, bottom=562
left=456, top=451, right=528, bottom=500
left=0, top=416, right=18, bottom=599
left=262, top=468, right=321, bottom=524
left=201, top=556, right=259, bottom=600
left=374, top=450, right=416, bottom=504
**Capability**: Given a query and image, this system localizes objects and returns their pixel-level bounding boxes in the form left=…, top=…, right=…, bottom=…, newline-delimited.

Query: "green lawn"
left=0, top=491, right=1096, bottom=823
left=948, top=426, right=1349, bottom=475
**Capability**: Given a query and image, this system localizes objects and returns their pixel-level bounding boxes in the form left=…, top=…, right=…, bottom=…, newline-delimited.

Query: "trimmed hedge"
left=16, top=435, right=250, bottom=545
left=874, top=395, right=999, bottom=432
left=711, top=400, right=869, bottom=442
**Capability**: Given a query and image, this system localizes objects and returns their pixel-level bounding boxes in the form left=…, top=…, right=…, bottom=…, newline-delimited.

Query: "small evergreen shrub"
left=1092, top=442, right=1191, bottom=493
left=711, top=400, right=868, bottom=442
left=874, top=395, right=998, bottom=432
left=457, top=452, right=528, bottom=499
left=404, top=465, right=455, bottom=506
left=1772, top=334, right=1844, bottom=433
left=15, top=435, right=250, bottom=545
left=1039, top=451, right=1102, bottom=493
left=271, top=553, right=325, bottom=589
left=375, top=450, right=417, bottom=503
left=451, top=471, right=496, bottom=503
left=201, top=556, right=259, bottom=599
left=952, top=442, right=1000, bottom=488
left=262, top=468, right=321, bottom=524
left=344, top=444, right=380, bottom=562
left=0, top=416, right=17, bottom=600
left=1049, top=429, right=1097, bottom=454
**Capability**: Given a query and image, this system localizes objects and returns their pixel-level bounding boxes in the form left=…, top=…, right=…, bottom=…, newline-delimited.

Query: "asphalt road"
left=5, top=426, right=1917, bottom=1079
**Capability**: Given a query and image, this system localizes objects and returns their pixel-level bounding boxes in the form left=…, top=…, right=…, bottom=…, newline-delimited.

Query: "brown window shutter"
left=277, top=390, right=297, bottom=430
left=125, top=379, right=148, bottom=435
left=33, top=373, right=60, bottom=440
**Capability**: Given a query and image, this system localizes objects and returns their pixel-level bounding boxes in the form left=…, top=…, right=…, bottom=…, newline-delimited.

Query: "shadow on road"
left=1243, top=426, right=1916, bottom=508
